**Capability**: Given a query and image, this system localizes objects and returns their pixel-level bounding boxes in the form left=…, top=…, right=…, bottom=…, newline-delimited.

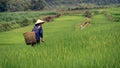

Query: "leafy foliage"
left=0, top=0, right=45, bottom=12
left=0, top=11, right=56, bottom=32
left=0, top=0, right=120, bottom=12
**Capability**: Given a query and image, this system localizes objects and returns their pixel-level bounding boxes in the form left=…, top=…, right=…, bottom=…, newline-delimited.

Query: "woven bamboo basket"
left=23, top=32, right=36, bottom=45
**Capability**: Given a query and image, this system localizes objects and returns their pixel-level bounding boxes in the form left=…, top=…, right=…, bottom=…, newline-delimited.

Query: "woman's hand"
left=41, top=38, right=44, bottom=42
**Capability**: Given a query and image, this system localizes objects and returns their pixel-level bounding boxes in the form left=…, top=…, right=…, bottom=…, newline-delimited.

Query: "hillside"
left=44, top=0, right=120, bottom=9
left=0, top=0, right=120, bottom=12
left=45, top=0, right=120, bottom=5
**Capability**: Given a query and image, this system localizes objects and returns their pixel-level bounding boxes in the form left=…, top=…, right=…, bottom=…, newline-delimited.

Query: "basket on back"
left=23, top=32, right=36, bottom=45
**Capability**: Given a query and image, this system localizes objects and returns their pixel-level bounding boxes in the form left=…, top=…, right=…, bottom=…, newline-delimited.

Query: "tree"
left=0, top=0, right=8, bottom=12
left=31, top=0, right=45, bottom=10
left=84, top=11, right=93, bottom=18
left=7, top=0, right=27, bottom=11
left=0, top=0, right=45, bottom=12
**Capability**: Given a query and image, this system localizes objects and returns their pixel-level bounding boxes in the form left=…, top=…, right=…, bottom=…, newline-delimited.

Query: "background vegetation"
left=0, top=11, right=56, bottom=32
left=0, top=0, right=45, bottom=12
left=0, top=0, right=120, bottom=12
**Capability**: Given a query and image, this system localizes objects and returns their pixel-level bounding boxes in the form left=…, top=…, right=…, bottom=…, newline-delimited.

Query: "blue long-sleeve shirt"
left=32, top=25, right=43, bottom=41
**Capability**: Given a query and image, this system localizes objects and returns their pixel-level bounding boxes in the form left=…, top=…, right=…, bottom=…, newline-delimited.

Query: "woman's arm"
left=39, top=27, right=44, bottom=42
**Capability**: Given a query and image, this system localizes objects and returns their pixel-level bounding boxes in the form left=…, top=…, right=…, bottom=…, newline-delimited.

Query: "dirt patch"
left=43, top=14, right=61, bottom=22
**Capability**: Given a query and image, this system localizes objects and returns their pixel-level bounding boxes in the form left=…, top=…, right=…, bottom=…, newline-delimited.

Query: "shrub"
left=10, top=21, right=20, bottom=29
left=16, top=18, right=30, bottom=27
left=113, top=16, right=120, bottom=22
left=22, top=18, right=29, bottom=27
left=84, top=11, right=93, bottom=18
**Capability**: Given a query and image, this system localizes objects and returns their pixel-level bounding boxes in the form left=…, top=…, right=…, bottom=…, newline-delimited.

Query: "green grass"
left=104, top=7, right=120, bottom=22
left=107, top=7, right=120, bottom=14
left=0, top=13, right=120, bottom=68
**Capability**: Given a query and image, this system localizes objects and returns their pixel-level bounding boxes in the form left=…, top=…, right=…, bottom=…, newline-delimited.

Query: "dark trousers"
left=31, top=40, right=40, bottom=46
left=36, top=40, right=40, bottom=44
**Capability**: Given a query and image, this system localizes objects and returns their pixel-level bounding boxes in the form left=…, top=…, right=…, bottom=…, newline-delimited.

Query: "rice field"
left=0, top=10, right=120, bottom=68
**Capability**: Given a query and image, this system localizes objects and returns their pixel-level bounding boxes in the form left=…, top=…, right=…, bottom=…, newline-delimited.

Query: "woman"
left=32, top=19, right=45, bottom=45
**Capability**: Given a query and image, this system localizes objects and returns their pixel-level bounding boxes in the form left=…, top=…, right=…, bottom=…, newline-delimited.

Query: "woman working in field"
left=32, top=19, right=45, bottom=45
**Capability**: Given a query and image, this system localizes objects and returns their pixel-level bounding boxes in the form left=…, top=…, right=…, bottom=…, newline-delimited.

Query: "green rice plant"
left=0, top=13, right=120, bottom=68
left=104, top=7, right=120, bottom=22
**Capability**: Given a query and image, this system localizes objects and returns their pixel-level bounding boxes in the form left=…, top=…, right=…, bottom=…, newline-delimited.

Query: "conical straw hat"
left=35, top=19, right=45, bottom=24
